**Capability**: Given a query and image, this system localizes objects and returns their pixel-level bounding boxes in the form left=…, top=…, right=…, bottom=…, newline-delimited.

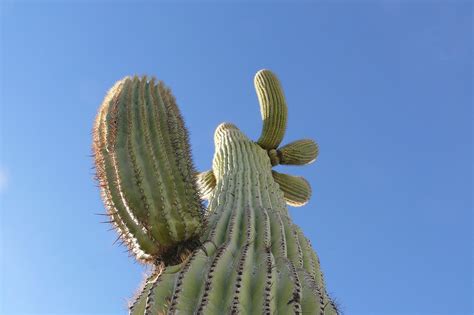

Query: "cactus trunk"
left=128, top=124, right=338, bottom=314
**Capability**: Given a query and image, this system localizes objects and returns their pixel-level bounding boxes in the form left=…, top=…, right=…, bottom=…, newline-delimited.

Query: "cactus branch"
left=255, top=69, right=288, bottom=150
left=93, top=76, right=204, bottom=264
left=272, top=170, right=312, bottom=207
left=278, top=139, right=319, bottom=166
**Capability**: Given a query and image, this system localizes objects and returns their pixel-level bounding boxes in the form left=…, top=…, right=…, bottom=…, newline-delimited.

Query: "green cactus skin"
left=94, top=70, right=339, bottom=314
left=93, top=76, right=204, bottom=264
left=271, top=170, right=312, bottom=207
left=277, top=139, right=319, bottom=166
left=255, top=70, right=288, bottom=150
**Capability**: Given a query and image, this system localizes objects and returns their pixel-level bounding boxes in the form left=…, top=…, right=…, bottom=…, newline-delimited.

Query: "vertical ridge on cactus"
left=93, top=70, right=339, bottom=314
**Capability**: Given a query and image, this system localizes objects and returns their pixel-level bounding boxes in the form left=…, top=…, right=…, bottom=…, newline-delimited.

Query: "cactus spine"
left=93, top=70, right=339, bottom=314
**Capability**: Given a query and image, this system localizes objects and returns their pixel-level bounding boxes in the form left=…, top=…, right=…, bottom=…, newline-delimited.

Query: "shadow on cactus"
left=93, top=70, right=339, bottom=314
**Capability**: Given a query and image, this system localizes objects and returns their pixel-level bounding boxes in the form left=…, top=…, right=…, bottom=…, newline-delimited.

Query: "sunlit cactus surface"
left=93, top=70, right=339, bottom=314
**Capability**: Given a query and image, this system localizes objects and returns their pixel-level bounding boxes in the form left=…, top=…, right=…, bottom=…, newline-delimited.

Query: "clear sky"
left=0, top=1, right=472, bottom=315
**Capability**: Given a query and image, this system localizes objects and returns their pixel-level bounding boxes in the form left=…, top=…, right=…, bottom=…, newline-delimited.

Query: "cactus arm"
left=93, top=77, right=204, bottom=264
left=255, top=70, right=288, bottom=150
left=278, top=139, right=319, bottom=166
left=272, top=171, right=312, bottom=207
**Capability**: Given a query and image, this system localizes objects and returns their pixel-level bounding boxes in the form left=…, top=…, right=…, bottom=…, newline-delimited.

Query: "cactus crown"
left=93, top=70, right=338, bottom=315
left=198, top=69, right=318, bottom=207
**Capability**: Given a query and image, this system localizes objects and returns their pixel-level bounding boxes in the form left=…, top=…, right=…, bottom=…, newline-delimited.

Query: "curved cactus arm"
left=255, top=69, right=288, bottom=150
left=196, top=169, right=216, bottom=200
left=93, top=76, right=204, bottom=264
left=278, top=139, right=319, bottom=166
left=272, top=171, right=312, bottom=207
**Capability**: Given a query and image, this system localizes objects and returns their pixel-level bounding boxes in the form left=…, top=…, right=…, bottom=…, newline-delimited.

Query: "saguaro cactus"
left=93, top=70, right=339, bottom=314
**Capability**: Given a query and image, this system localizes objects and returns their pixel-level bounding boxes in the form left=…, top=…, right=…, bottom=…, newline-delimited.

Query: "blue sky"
left=0, top=1, right=472, bottom=314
